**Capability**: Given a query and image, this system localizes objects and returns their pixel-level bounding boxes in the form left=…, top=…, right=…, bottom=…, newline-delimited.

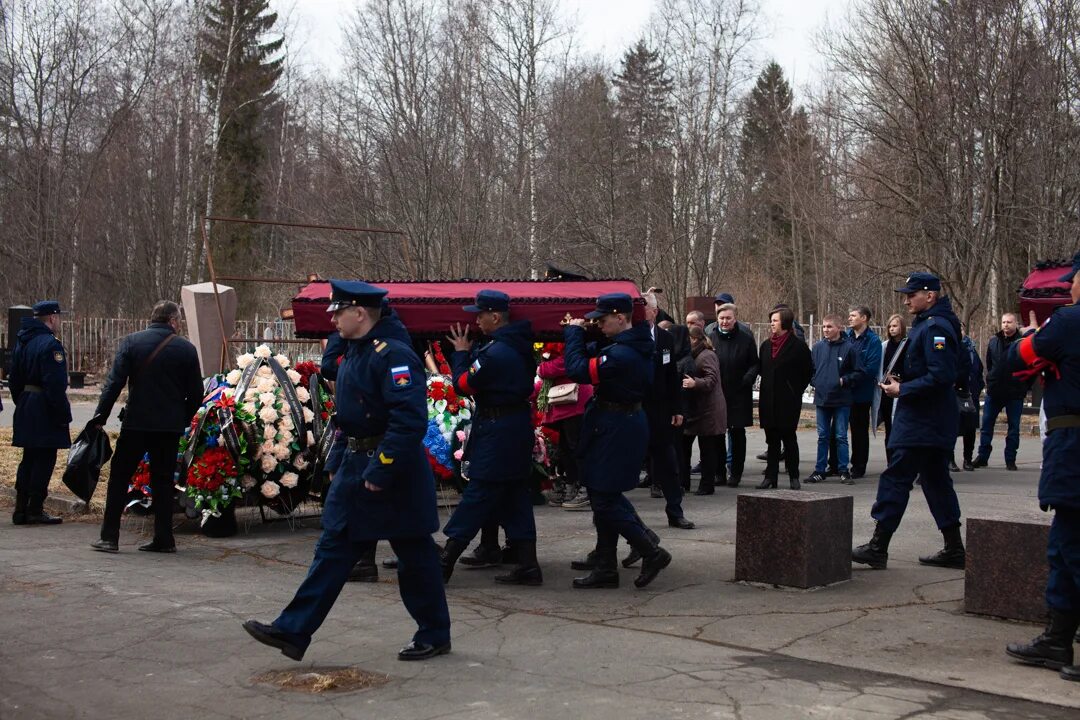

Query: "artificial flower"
left=255, top=377, right=275, bottom=393
left=263, top=425, right=278, bottom=441
left=242, top=402, right=257, bottom=415
left=226, top=369, right=243, bottom=386
left=260, top=455, right=278, bottom=473
left=286, top=369, right=302, bottom=385
left=303, top=407, right=315, bottom=423
left=259, top=406, right=279, bottom=423
left=254, top=345, right=272, bottom=359
left=259, top=480, right=280, bottom=498
left=274, top=354, right=291, bottom=368
left=240, top=475, right=257, bottom=489
left=295, top=387, right=310, bottom=403
left=280, top=472, right=299, bottom=488
left=237, top=353, right=255, bottom=369
left=256, top=366, right=273, bottom=378
left=259, top=392, right=276, bottom=407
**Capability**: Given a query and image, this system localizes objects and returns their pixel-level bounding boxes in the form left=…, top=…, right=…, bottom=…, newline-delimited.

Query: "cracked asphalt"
left=2, top=428, right=1078, bottom=719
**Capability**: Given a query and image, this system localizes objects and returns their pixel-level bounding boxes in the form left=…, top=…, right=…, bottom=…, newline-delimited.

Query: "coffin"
left=291, top=279, right=644, bottom=338
left=1020, top=260, right=1073, bottom=325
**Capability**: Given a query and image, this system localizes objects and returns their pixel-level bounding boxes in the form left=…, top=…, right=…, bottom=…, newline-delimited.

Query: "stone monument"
left=181, top=282, right=236, bottom=376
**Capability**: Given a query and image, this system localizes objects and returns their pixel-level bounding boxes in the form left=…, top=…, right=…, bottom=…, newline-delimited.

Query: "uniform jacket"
left=324, top=310, right=438, bottom=541
left=10, top=318, right=71, bottom=448
left=810, top=336, right=863, bottom=408
left=320, top=332, right=346, bottom=381
left=563, top=322, right=653, bottom=493
left=451, top=319, right=536, bottom=483
left=94, top=323, right=203, bottom=434
left=1008, top=304, right=1080, bottom=509
left=889, top=296, right=962, bottom=450
left=758, top=333, right=813, bottom=430
left=644, top=324, right=684, bottom=444
left=986, top=331, right=1030, bottom=401
left=705, top=324, right=759, bottom=428
left=537, top=354, right=592, bottom=425
left=846, top=327, right=883, bottom=404
left=682, top=345, right=727, bottom=437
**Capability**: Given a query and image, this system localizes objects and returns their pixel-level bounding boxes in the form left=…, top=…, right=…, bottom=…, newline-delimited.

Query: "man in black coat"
left=707, top=302, right=759, bottom=486
left=643, top=292, right=693, bottom=529
left=89, top=301, right=204, bottom=553
left=973, top=312, right=1032, bottom=470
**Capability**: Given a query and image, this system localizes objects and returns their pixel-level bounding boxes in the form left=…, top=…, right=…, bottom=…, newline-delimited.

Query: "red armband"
left=588, top=357, right=601, bottom=384
left=1017, top=334, right=1039, bottom=367
left=456, top=372, right=473, bottom=395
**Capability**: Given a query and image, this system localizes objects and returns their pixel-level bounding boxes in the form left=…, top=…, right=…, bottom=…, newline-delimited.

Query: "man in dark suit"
left=89, top=300, right=204, bottom=553
left=243, top=280, right=451, bottom=661
left=642, top=291, right=693, bottom=530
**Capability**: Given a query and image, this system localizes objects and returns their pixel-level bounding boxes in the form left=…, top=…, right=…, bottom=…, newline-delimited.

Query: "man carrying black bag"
left=89, top=301, right=203, bottom=554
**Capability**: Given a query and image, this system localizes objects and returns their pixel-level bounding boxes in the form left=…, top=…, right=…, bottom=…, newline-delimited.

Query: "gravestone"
left=735, top=491, right=853, bottom=589
left=181, top=282, right=236, bottom=376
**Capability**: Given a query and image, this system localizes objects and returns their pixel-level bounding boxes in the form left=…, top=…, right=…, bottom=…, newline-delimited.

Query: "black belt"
left=347, top=434, right=384, bottom=452
left=594, top=399, right=642, bottom=413
left=1047, top=415, right=1080, bottom=432
left=475, top=403, right=530, bottom=419
left=22, top=385, right=43, bottom=393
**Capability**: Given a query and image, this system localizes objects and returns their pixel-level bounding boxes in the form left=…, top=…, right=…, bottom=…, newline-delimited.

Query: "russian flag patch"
left=391, top=365, right=412, bottom=387
left=933, top=336, right=946, bottom=351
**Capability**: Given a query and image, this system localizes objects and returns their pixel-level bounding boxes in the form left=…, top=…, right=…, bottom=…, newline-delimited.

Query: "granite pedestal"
left=734, top=491, right=853, bottom=589
left=181, top=282, right=236, bottom=376
left=964, top=514, right=1051, bottom=622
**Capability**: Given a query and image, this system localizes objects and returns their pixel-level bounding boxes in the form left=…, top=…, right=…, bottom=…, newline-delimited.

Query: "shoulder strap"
left=138, top=333, right=176, bottom=377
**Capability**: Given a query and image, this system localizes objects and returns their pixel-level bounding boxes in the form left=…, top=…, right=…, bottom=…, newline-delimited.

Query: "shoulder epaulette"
left=373, top=340, right=388, bottom=353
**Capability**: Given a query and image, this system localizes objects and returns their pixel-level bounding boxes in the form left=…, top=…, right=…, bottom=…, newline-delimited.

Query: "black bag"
left=62, top=426, right=113, bottom=503
left=957, top=391, right=979, bottom=436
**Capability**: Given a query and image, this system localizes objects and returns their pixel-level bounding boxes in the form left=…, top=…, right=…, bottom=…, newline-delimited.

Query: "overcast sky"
left=272, top=0, right=847, bottom=93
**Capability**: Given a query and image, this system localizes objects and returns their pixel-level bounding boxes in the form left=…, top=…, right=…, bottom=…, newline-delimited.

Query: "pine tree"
left=199, top=0, right=283, bottom=278
left=613, top=39, right=674, bottom=160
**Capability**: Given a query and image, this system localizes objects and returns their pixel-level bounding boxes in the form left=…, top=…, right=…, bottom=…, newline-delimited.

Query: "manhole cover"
left=252, top=667, right=390, bottom=693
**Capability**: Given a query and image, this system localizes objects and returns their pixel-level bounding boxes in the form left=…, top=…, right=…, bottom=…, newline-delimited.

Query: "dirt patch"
left=251, top=667, right=390, bottom=694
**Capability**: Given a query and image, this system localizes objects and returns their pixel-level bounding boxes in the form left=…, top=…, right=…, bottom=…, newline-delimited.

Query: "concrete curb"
left=0, top=485, right=88, bottom=514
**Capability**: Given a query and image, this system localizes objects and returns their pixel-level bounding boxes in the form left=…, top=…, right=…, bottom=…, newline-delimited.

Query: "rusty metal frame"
left=199, top=216, right=405, bottom=368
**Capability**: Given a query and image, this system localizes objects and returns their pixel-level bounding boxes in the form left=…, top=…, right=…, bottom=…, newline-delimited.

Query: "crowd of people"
left=6, top=262, right=1077, bottom=684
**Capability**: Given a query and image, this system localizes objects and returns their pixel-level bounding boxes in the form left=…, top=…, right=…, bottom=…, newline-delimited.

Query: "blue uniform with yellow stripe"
left=272, top=310, right=450, bottom=653
left=442, top=319, right=538, bottom=544
left=870, top=296, right=963, bottom=534
left=1009, top=303, right=1080, bottom=612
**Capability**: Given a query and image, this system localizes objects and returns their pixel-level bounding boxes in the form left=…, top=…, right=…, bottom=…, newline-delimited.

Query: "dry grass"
left=0, top=426, right=115, bottom=511
left=251, top=667, right=390, bottom=694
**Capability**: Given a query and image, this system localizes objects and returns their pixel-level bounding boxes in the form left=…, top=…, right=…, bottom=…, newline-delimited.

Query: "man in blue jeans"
left=807, top=315, right=864, bottom=485
left=974, top=312, right=1032, bottom=471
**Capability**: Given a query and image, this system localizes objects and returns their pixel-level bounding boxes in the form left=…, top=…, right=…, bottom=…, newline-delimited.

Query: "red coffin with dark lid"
left=1020, top=260, right=1073, bottom=325
left=291, top=279, right=644, bottom=338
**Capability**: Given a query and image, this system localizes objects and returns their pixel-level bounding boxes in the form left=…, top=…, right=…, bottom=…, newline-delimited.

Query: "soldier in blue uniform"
left=243, top=280, right=451, bottom=662
left=9, top=301, right=71, bottom=526
left=562, top=293, right=673, bottom=589
left=440, top=290, right=542, bottom=586
left=1005, top=251, right=1080, bottom=682
left=852, top=273, right=966, bottom=570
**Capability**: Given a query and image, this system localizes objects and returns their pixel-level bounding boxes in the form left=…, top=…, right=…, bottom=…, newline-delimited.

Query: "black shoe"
left=572, top=569, right=619, bottom=589
left=1062, top=664, right=1080, bottom=682
left=825, top=469, right=839, bottom=478
left=621, top=547, right=642, bottom=568
left=458, top=543, right=502, bottom=568
left=963, top=461, right=975, bottom=472
left=649, top=484, right=663, bottom=499
left=726, top=474, right=741, bottom=488
left=25, top=512, right=62, bottom=525
left=1006, top=610, right=1079, bottom=670
left=138, top=540, right=176, bottom=553
left=90, top=539, right=119, bottom=554
left=242, top=620, right=305, bottom=661
left=972, top=457, right=988, bottom=468
left=494, top=564, right=543, bottom=586
left=440, top=538, right=468, bottom=584
left=755, top=452, right=768, bottom=461
left=850, top=468, right=865, bottom=479
left=348, top=562, right=379, bottom=582
left=805, top=473, right=825, bottom=484
left=12, top=512, right=26, bottom=526
left=668, top=516, right=695, bottom=530
left=382, top=556, right=398, bottom=569
left=398, top=640, right=451, bottom=661
left=571, top=550, right=598, bottom=571
left=789, top=476, right=801, bottom=490
left=852, top=525, right=892, bottom=570
left=840, top=472, right=854, bottom=485
left=919, top=525, right=965, bottom=569
left=634, top=547, right=672, bottom=588
left=694, top=486, right=714, bottom=496
left=689, top=462, right=702, bottom=475
left=1006, top=462, right=1018, bottom=471
left=756, top=477, right=778, bottom=489
left=948, top=460, right=960, bottom=472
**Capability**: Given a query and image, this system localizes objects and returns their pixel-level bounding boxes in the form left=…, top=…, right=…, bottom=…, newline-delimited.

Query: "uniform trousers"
left=649, top=431, right=685, bottom=519
left=870, top=446, right=962, bottom=534
left=15, top=447, right=58, bottom=512
left=443, top=477, right=536, bottom=543
left=1047, top=507, right=1080, bottom=612
left=100, top=430, right=180, bottom=544
left=274, top=529, right=451, bottom=651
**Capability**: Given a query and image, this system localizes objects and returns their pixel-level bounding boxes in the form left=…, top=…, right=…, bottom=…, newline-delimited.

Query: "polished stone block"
left=734, top=491, right=853, bottom=589
left=964, top=514, right=1051, bottom=622
left=181, top=282, right=236, bottom=376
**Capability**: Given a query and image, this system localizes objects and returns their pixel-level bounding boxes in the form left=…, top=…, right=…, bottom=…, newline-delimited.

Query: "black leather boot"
left=495, top=540, right=543, bottom=586
left=1006, top=609, right=1080, bottom=670
left=629, top=534, right=671, bottom=588
left=573, top=532, right=619, bottom=589
left=789, top=475, right=801, bottom=490
left=348, top=548, right=379, bottom=582
left=570, top=548, right=598, bottom=571
left=24, top=496, right=62, bottom=525
left=919, top=524, right=965, bottom=569
left=459, top=542, right=502, bottom=568
left=622, top=527, right=660, bottom=568
left=852, top=525, right=892, bottom=569
left=756, top=476, right=778, bottom=490
left=12, top=489, right=27, bottom=525
left=440, top=538, right=469, bottom=584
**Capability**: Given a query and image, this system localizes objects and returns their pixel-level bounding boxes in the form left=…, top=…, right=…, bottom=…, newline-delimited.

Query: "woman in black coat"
left=757, top=307, right=813, bottom=489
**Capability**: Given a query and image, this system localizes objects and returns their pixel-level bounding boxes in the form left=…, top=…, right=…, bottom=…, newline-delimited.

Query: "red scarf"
left=770, top=331, right=790, bottom=359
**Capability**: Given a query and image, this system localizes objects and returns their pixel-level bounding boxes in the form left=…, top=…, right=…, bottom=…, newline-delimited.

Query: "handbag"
left=546, top=382, right=579, bottom=406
